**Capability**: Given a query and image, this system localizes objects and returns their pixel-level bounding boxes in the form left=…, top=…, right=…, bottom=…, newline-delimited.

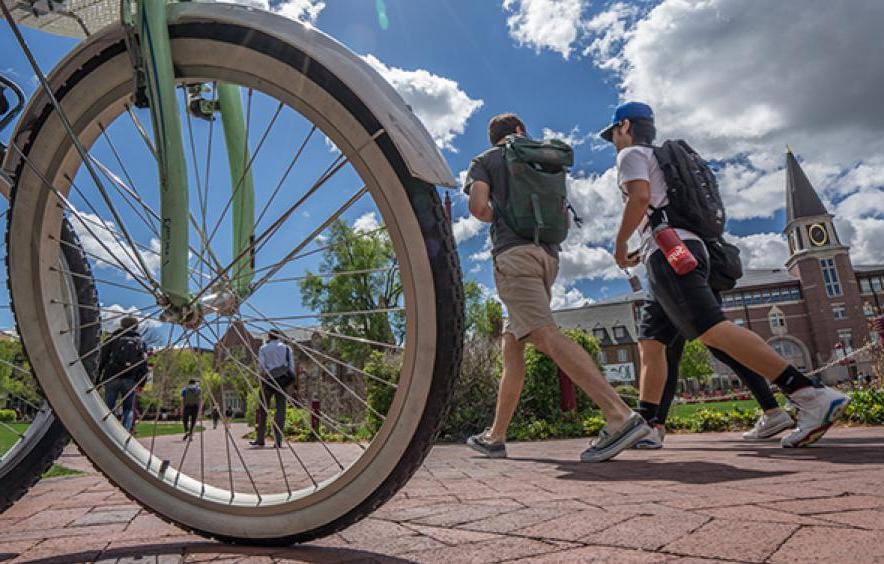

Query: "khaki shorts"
left=493, top=245, right=558, bottom=340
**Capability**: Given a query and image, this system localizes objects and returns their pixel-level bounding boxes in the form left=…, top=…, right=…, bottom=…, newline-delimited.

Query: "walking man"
left=250, top=329, right=295, bottom=448
left=100, top=315, right=148, bottom=432
left=602, top=101, right=849, bottom=448
left=464, top=113, right=651, bottom=462
left=180, top=379, right=201, bottom=440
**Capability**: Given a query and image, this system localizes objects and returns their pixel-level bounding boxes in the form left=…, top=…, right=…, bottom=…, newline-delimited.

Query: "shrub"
left=509, top=411, right=587, bottom=441
left=583, top=414, right=606, bottom=436
left=615, top=385, right=639, bottom=408
left=845, top=388, right=884, bottom=424
left=517, top=329, right=601, bottom=423
left=438, top=336, right=501, bottom=441
left=364, top=351, right=402, bottom=434
left=0, top=409, right=16, bottom=422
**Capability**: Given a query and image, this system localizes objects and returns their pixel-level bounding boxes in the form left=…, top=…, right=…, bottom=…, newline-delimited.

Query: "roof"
left=732, top=268, right=800, bottom=289
left=785, top=149, right=828, bottom=222
left=855, top=264, right=884, bottom=274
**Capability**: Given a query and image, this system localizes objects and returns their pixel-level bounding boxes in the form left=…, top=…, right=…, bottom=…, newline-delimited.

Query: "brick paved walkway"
left=2, top=427, right=883, bottom=563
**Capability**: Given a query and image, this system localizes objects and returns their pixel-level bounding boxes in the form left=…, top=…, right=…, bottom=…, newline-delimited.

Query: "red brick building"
left=718, top=149, right=882, bottom=382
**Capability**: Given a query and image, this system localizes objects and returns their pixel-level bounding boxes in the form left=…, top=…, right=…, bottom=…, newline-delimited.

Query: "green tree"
left=299, top=220, right=402, bottom=366
left=464, top=280, right=503, bottom=339
left=679, top=339, right=714, bottom=383
left=0, top=339, right=37, bottom=408
left=145, top=348, right=214, bottom=410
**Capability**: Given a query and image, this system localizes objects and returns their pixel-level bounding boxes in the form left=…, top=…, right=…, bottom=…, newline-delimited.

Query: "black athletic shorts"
left=638, top=239, right=726, bottom=342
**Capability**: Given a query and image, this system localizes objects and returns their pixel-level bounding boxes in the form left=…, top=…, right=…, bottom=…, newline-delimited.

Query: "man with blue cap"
left=601, top=101, right=850, bottom=449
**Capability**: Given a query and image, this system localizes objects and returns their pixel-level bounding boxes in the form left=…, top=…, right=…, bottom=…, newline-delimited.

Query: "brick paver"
left=1, top=427, right=883, bottom=562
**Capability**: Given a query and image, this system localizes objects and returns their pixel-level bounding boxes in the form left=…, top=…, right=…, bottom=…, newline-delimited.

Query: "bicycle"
left=2, top=0, right=463, bottom=544
left=0, top=74, right=100, bottom=513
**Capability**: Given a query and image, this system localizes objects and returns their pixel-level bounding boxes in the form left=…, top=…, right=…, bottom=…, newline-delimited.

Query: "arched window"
left=768, top=307, right=786, bottom=332
left=770, top=338, right=808, bottom=371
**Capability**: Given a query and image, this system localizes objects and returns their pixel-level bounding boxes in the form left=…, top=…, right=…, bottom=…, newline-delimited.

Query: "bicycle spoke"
left=262, top=265, right=398, bottom=285
left=254, top=124, right=317, bottom=228
left=126, top=104, right=158, bottom=159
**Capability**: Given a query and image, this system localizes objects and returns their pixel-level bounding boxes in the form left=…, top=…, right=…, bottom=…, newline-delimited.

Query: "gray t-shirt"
left=617, top=145, right=702, bottom=262
left=463, top=146, right=559, bottom=259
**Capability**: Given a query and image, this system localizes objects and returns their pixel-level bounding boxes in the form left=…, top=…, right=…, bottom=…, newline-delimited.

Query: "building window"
left=860, top=278, right=872, bottom=293
left=771, top=339, right=808, bottom=371
left=593, top=328, right=607, bottom=341
left=874, top=277, right=883, bottom=292
left=865, top=302, right=877, bottom=317
left=832, top=304, right=847, bottom=320
left=819, top=258, right=842, bottom=297
left=617, top=348, right=629, bottom=363
left=613, top=326, right=627, bottom=340
left=768, top=309, right=786, bottom=331
left=733, top=318, right=745, bottom=327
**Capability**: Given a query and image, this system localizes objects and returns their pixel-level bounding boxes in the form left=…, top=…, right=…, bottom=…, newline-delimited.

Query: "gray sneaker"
left=742, top=409, right=794, bottom=441
left=581, top=412, right=651, bottom=462
left=634, top=425, right=665, bottom=449
left=467, top=428, right=507, bottom=458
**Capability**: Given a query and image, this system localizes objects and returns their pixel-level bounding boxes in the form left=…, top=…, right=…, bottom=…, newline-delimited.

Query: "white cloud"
left=352, top=211, right=379, bottom=233
left=503, top=0, right=585, bottom=59
left=362, top=55, right=483, bottom=152
left=557, top=244, right=623, bottom=284
left=69, top=210, right=161, bottom=279
left=324, top=135, right=340, bottom=154
left=469, top=235, right=493, bottom=262
left=101, top=304, right=161, bottom=333
left=551, top=282, right=593, bottom=310
left=725, top=232, right=790, bottom=270
left=219, top=0, right=325, bottom=24
left=542, top=126, right=588, bottom=147
left=452, top=214, right=486, bottom=244
left=576, top=0, right=884, bottom=267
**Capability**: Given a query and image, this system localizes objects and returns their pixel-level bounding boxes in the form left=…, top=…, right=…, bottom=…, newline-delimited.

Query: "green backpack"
left=494, top=135, right=576, bottom=245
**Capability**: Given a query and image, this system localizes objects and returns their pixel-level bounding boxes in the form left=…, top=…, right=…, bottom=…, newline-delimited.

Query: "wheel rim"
left=7, top=30, right=438, bottom=537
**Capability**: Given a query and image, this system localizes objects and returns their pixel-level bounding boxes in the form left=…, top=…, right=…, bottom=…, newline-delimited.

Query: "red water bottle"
left=653, top=224, right=698, bottom=275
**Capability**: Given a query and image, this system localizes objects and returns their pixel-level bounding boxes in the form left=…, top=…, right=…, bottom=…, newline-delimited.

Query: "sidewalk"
left=1, top=427, right=883, bottom=563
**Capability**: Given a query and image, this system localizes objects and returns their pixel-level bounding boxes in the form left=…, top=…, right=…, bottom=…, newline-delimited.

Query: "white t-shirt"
left=616, top=145, right=702, bottom=262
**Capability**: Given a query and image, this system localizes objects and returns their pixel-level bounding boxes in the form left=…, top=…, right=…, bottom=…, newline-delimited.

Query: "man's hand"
left=615, top=239, right=640, bottom=268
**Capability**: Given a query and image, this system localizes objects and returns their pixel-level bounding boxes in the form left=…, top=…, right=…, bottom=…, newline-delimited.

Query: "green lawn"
left=0, top=422, right=29, bottom=455
left=669, top=398, right=761, bottom=418
left=134, top=421, right=204, bottom=437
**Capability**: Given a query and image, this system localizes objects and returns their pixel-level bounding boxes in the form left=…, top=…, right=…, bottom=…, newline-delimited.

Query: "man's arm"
left=615, top=179, right=651, bottom=267
left=468, top=180, right=494, bottom=223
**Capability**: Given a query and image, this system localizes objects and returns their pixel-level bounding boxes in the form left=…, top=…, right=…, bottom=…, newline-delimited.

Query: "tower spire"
left=785, top=148, right=828, bottom=223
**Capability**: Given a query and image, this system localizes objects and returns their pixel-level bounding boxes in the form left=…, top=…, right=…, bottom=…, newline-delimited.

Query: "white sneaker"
left=634, top=425, right=665, bottom=449
left=742, top=410, right=794, bottom=441
left=781, top=387, right=850, bottom=448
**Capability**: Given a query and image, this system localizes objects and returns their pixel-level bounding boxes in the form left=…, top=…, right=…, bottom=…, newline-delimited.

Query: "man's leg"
left=698, top=322, right=789, bottom=381
left=529, top=326, right=633, bottom=426
left=708, top=347, right=779, bottom=410
left=272, top=389, right=286, bottom=446
left=638, top=338, right=667, bottom=425
left=120, top=383, right=136, bottom=432
left=656, top=336, right=686, bottom=426
left=253, top=384, right=268, bottom=445
left=487, top=333, right=526, bottom=442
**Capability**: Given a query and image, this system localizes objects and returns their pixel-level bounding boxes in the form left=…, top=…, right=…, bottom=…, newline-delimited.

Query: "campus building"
left=553, top=149, right=882, bottom=384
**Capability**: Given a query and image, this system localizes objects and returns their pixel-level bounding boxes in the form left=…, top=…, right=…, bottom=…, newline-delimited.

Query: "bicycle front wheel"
left=6, top=11, right=463, bottom=544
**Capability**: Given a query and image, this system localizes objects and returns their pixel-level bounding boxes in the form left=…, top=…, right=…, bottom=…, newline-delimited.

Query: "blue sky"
left=2, top=0, right=883, bottom=329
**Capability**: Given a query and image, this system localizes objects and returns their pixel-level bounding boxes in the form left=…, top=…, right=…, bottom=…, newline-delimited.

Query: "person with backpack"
left=602, top=101, right=849, bottom=448
left=464, top=113, right=651, bottom=462
left=180, top=379, right=202, bottom=440
left=250, top=329, right=295, bottom=448
left=99, top=316, right=148, bottom=432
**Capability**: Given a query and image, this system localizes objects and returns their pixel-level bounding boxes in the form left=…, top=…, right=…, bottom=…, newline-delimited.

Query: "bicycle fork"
left=128, top=0, right=255, bottom=318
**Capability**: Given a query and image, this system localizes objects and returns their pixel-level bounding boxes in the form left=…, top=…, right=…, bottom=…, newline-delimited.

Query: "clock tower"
left=783, top=148, right=866, bottom=366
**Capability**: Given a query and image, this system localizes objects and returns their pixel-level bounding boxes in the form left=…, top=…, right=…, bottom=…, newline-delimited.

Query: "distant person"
left=210, top=405, right=220, bottom=430
left=99, top=316, right=147, bottom=432
left=463, top=113, right=650, bottom=462
left=251, top=329, right=295, bottom=448
left=180, top=379, right=202, bottom=440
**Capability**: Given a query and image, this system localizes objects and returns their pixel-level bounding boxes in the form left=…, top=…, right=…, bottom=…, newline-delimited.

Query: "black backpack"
left=103, top=334, right=146, bottom=381
left=649, top=140, right=726, bottom=240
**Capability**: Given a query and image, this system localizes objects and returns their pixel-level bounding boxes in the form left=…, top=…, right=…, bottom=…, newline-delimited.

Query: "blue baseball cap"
left=598, top=101, right=654, bottom=142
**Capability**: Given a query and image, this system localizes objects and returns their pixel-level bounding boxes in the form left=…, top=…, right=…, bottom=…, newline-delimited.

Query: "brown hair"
left=488, top=113, right=526, bottom=145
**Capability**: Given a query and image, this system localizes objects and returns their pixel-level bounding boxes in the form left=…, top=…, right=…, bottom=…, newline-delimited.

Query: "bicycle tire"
left=6, top=9, right=463, bottom=544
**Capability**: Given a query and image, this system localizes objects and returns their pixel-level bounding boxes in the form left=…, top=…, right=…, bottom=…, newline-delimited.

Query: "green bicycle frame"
left=131, top=0, right=255, bottom=308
